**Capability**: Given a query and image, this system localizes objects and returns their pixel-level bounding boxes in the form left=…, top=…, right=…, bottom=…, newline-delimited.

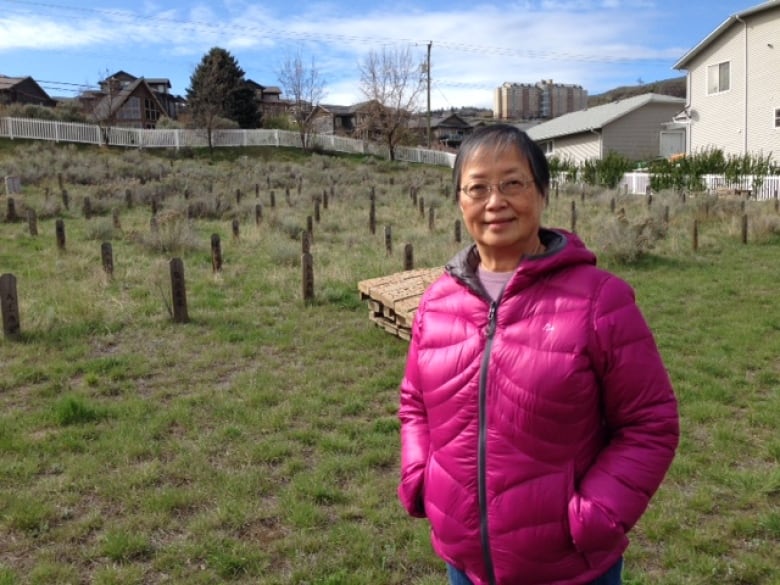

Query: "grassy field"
left=1, top=140, right=779, bottom=585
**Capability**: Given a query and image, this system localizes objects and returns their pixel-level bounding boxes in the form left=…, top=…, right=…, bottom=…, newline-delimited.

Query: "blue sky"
left=0, top=0, right=766, bottom=110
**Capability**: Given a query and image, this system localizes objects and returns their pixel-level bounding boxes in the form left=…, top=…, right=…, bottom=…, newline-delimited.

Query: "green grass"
left=1, top=140, right=779, bottom=583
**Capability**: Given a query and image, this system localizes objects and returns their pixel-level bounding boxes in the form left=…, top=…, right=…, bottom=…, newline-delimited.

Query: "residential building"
left=408, top=112, right=474, bottom=148
left=88, top=71, right=180, bottom=123
left=88, top=76, right=167, bottom=129
left=245, top=80, right=289, bottom=119
left=673, top=0, right=780, bottom=157
left=308, top=100, right=391, bottom=140
left=0, top=75, right=56, bottom=107
left=494, top=80, right=587, bottom=120
left=526, top=93, right=686, bottom=165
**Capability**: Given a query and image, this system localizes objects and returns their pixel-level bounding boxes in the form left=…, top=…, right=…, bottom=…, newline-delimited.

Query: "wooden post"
left=112, top=208, right=121, bottom=230
left=301, top=252, right=314, bottom=302
left=169, top=258, right=189, bottom=323
left=646, top=193, right=653, bottom=209
left=385, top=225, right=392, bottom=256
left=256, top=183, right=260, bottom=198
left=61, top=189, right=69, bottom=210
left=1, top=273, right=21, bottom=340
left=301, top=230, right=311, bottom=255
left=454, top=219, right=462, bottom=243
left=255, top=204, right=263, bottom=225
left=419, top=196, right=425, bottom=219
left=555, top=182, right=559, bottom=199
left=692, top=220, right=698, bottom=252
left=663, top=205, right=670, bottom=224
left=570, top=200, right=577, bottom=233
left=369, top=199, right=376, bottom=235
left=55, top=219, right=66, bottom=250
left=236, top=188, right=242, bottom=204
left=411, top=186, right=418, bottom=206
left=306, top=216, right=313, bottom=241
left=428, top=205, right=435, bottom=231
left=270, top=191, right=276, bottom=208
left=232, top=218, right=240, bottom=240
left=101, top=242, right=114, bottom=278
left=741, top=214, right=748, bottom=244
left=83, top=196, right=92, bottom=219
left=403, top=243, right=414, bottom=270
left=27, top=209, right=38, bottom=236
left=211, top=233, right=222, bottom=273
left=6, top=198, right=18, bottom=222
left=151, top=198, right=158, bottom=216
left=322, top=189, right=329, bottom=209
left=314, top=199, right=321, bottom=223
left=285, top=187, right=291, bottom=206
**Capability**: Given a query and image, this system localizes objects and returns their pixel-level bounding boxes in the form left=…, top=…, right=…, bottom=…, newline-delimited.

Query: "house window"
left=144, top=98, right=160, bottom=122
left=118, top=96, right=141, bottom=120
left=775, top=108, right=780, bottom=128
left=707, top=61, right=730, bottom=94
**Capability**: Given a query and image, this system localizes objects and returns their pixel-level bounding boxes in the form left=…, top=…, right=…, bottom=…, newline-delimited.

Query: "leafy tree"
left=277, top=51, right=326, bottom=151
left=186, top=47, right=258, bottom=149
left=358, top=46, right=425, bottom=161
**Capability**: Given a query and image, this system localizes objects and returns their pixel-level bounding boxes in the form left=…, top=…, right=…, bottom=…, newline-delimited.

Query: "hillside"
left=587, top=76, right=686, bottom=106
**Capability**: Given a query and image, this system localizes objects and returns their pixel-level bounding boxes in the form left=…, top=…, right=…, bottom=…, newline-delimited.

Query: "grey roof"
left=0, top=76, right=26, bottom=90
left=526, top=93, right=685, bottom=141
left=674, top=0, right=780, bottom=69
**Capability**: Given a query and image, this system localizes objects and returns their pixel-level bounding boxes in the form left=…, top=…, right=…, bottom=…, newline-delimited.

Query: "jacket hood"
left=445, top=227, right=597, bottom=297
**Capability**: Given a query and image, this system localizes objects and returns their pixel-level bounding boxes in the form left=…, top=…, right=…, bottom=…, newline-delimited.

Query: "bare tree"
left=277, top=52, right=326, bottom=151
left=358, top=46, right=425, bottom=161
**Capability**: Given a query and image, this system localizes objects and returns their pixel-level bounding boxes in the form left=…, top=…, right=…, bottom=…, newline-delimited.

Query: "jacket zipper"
left=478, top=301, right=498, bottom=585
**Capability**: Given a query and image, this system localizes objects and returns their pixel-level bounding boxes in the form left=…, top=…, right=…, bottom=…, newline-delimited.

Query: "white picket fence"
left=619, top=171, right=780, bottom=201
left=0, top=117, right=456, bottom=168
left=4, top=117, right=779, bottom=199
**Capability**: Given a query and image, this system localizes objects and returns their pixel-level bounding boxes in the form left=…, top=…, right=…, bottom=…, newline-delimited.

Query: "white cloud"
left=1, top=0, right=683, bottom=108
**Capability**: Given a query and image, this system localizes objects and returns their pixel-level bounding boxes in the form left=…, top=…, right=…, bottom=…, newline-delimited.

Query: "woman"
left=397, top=124, right=679, bottom=585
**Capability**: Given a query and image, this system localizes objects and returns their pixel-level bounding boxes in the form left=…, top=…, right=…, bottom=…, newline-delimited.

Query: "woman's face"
left=458, top=144, right=545, bottom=271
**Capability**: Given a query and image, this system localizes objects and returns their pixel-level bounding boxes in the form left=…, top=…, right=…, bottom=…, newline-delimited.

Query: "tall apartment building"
left=494, top=80, right=588, bottom=120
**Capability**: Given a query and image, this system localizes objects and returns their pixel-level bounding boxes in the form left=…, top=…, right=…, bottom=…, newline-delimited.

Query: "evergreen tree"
left=186, top=47, right=259, bottom=147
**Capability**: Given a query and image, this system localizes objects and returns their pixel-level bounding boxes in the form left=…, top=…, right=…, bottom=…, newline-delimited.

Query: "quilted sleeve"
left=569, top=275, right=679, bottom=553
left=397, top=307, right=430, bottom=518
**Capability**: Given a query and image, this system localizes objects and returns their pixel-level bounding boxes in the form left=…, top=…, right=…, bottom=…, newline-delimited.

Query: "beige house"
left=526, top=93, right=685, bottom=165
left=673, top=1, right=780, bottom=157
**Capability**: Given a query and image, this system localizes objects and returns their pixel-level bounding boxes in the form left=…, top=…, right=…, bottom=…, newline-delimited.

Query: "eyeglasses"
left=460, top=177, right=535, bottom=200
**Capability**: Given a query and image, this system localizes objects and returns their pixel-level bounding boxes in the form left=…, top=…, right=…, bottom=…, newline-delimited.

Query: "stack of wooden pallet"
left=357, top=267, right=443, bottom=341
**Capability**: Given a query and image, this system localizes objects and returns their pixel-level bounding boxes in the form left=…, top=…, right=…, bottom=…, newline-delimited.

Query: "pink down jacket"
left=398, top=228, right=679, bottom=585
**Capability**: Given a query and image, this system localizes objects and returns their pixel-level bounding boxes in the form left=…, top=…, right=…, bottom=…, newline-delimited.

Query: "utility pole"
left=426, top=41, right=432, bottom=148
